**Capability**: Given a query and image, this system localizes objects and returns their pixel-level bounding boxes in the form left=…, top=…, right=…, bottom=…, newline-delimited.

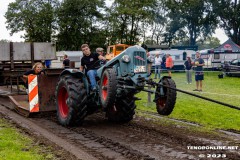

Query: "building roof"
left=146, top=44, right=169, bottom=49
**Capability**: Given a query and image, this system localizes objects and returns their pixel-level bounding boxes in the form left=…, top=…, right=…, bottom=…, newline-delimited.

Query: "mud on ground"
left=0, top=96, right=239, bottom=160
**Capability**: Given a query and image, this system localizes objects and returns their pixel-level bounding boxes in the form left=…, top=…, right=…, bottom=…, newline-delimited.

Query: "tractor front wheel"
left=155, top=77, right=177, bottom=115
left=100, top=68, right=117, bottom=109
left=106, top=95, right=136, bottom=123
left=55, top=75, right=87, bottom=126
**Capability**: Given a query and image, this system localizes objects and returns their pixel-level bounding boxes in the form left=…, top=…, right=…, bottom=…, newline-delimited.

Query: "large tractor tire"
left=106, top=95, right=136, bottom=123
left=55, top=74, right=87, bottom=126
left=100, top=68, right=117, bottom=109
left=155, top=77, right=177, bottom=115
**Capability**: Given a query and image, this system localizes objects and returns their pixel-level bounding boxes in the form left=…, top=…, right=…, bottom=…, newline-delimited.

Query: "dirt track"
left=0, top=95, right=239, bottom=160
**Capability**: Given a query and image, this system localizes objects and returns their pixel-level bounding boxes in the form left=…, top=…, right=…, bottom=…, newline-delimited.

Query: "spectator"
left=146, top=50, right=153, bottom=76
left=23, top=62, right=44, bottom=92
left=165, top=54, right=174, bottom=77
left=161, top=54, right=166, bottom=69
left=96, top=47, right=104, bottom=56
left=154, top=53, right=162, bottom=79
left=192, top=52, right=205, bottom=91
left=184, top=56, right=193, bottom=84
left=79, top=44, right=106, bottom=91
left=141, top=44, right=152, bottom=77
left=62, top=54, right=70, bottom=68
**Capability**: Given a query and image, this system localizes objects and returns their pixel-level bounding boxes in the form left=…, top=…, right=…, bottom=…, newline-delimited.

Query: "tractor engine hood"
left=97, top=45, right=149, bottom=83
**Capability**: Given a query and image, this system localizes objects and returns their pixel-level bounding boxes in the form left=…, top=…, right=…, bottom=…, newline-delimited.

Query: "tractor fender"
left=97, top=63, right=119, bottom=78
left=59, top=69, right=89, bottom=93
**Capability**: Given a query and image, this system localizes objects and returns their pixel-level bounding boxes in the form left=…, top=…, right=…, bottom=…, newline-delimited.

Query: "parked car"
left=222, top=59, right=240, bottom=77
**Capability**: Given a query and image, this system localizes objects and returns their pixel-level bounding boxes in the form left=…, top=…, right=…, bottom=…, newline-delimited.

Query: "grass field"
left=0, top=118, right=55, bottom=160
left=136, top=71, right=240, bottom=131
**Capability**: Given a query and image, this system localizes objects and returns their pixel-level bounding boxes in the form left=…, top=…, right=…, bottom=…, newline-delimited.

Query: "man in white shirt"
left=154, top=53, right=162, bottom=79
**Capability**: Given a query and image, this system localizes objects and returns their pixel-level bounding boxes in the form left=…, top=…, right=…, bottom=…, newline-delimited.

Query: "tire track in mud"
left=43, top=114, right=198, bottom=160
left=121, top=122, right=239, bottom=160
left=37, top=116, right=154, bottom=160
left=79, top=116, right=198, bottom=160
left=0, top=95, right=239, bottom=160
left=77, top=113, right=239, bottom=160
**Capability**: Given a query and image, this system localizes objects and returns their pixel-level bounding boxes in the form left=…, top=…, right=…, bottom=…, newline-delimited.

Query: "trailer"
left=0, top=42, right=56, bottom=89
left=9, top=69, right=63, bottom=117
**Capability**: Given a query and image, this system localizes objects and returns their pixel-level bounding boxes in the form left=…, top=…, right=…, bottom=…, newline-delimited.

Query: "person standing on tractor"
left=96, top=47, right=104, bottom=56
left=80, top=44, right=106, bottom=91
left=96, top=47, right=106, bottom=65
left=192, top=52, right=205, bottom=92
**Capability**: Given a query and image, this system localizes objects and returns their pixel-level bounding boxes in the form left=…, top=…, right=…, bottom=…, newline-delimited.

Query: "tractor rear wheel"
left=55, top=74, right=87, bottom=126
left=155, top=77, right=177, bottom=115
left=100, top=68, right=117, bottom=109
left=106, top=95, right=136, bottom=123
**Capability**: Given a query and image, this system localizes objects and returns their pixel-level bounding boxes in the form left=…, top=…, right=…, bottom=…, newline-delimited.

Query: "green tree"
left=164, top=0, right=218, bottom=46
left=210, top=0, right=239, bottom=45
left=197, top=37, right=220, bottom=50
left=107, top=0, right=156, bottom=45
left=56, top=0, right=105, bottom=50
left=147, top=0, right=168, bottom=45
left=5, top=0, right=59, bottom=42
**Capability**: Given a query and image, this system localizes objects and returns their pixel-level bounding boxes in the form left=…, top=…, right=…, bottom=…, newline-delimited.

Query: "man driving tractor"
left=79, top=44, right=106, bottom=91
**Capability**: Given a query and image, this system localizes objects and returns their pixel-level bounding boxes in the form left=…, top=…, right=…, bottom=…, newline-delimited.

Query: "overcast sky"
left=0, top=0, right=228, bottom=44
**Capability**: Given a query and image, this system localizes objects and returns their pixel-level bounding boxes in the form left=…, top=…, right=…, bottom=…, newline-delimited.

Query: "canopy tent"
left=209, top=39, right=240, bottom=53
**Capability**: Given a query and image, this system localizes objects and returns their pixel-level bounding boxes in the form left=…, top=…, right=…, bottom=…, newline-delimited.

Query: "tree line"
left=4, top=0, right=240, bottom=51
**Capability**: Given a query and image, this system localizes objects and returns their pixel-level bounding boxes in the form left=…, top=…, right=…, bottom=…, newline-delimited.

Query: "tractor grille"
left=133, top=51, right=146, bottom=66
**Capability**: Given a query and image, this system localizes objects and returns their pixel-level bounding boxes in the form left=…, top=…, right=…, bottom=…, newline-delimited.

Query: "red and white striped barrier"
left=28, top=75, right=39, bottom=112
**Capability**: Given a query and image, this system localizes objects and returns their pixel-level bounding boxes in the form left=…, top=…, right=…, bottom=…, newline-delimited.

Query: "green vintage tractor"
left=55, top=45, right=177, bottom=126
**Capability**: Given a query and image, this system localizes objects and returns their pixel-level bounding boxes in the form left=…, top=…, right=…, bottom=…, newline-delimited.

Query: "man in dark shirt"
left=193, top=52, right=205, bottom=91
left=80, top=44, right=106, bottom=91
left=63, top=54, right=70, bottom=68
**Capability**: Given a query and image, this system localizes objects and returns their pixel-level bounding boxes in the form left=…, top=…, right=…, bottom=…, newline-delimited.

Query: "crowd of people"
left=145, top=51, right=205, bottom=92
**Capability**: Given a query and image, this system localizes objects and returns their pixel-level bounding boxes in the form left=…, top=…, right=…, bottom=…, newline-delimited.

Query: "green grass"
left=136, top=71, right=240, bottom=131
left=0, top=118, right=55, bottom=160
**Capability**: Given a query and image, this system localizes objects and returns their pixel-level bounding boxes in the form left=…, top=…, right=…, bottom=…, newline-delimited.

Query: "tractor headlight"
left=121, top=55, right=130, bottom=63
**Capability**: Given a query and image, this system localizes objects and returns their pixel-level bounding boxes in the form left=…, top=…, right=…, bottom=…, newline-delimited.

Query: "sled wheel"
left=106, top=95, right=136, bottom=123
left=55, top=74, right=87, bottom=126
left=155, top=77, right=177, bottom=115
left=100, top=68, right=117, bottom=109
